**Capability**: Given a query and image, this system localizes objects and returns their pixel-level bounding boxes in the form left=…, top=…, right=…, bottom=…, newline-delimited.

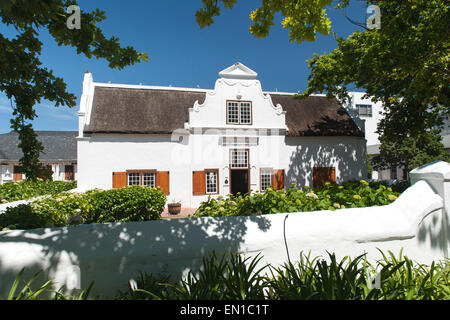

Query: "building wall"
left=346, top=92, right=384, bottom=148
left=77, top=134, right=366, bottom=207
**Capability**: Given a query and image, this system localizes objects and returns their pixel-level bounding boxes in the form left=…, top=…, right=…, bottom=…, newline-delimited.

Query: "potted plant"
left=167, top=199, right=182, bottom=215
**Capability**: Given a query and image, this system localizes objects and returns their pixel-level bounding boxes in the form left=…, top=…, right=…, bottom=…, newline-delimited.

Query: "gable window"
left=227, top=101, right=252, bottom=125
left=260, top=168, right=273, bottom=191
left=356, top=104, right=372, bottom=117
left=230, top=149, right=249, bottom=169
left=205, top=169, right=219, bottom=194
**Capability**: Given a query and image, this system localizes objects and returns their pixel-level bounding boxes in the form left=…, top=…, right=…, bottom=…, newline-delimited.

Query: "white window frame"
left=356, top=104, right=372, bottom=117
left=227, top=101, right=252, bottom=125
left=142, top=172, right=156, bottom=188
left=260, top=168, right=273, bottom=191
left=205, top=169, right=219, bottom=194
left=230, top=149, right=249, bottom=169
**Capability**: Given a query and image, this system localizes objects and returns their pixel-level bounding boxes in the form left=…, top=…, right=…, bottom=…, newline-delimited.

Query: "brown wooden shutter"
left=157, top=171, right=170, bottom=195
left=192, top=171, right=206, bottom=195
left=112, top=172, right=127, bottom=189
left=313, top=167, right=336, bottom=188
left=13, top=166, right=23, bottom=182
left=272, top=169, right=285, bottom=190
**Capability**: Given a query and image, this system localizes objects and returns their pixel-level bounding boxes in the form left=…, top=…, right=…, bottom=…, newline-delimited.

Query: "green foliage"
left=373, top=129, right=450, bottom=175
left=4, top=268, right=96, bottom=300
left=5, top=251, right=449, bottom=300
left=196, top=0, right=337, bottom=43
left=121, top=251, right=450, bottom=300
left=0, top=179, right=77, bottom=203
left=0, top=186, right=166, bottom=230
left=0, top=0, right=148, bottom=179
left=195, top=180, right=400, bottom=217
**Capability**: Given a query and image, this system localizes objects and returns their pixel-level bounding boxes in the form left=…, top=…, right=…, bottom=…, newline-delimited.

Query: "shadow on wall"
left=0, top=215, right=271, bottom=299
left=285, top=135, right=367, bottom=188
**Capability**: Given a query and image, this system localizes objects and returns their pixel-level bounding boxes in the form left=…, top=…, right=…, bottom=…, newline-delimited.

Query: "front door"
left=229, top=149, right=250, bottom=196
left=230, top=169, right=249, bottom=196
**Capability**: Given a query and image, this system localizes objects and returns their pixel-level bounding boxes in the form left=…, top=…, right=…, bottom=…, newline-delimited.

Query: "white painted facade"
left=77, top=63, right=367, bottom=207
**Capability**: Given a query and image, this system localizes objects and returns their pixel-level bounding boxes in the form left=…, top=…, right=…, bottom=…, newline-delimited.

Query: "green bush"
left=195, top=180, right=401, bottom=217
left=0, top=180, right=77, bottom=203
left=0, top=186, right=166, bottom=230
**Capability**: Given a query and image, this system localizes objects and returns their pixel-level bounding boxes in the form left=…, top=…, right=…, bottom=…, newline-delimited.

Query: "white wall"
left=346, top=92, right=384, bottom=148
left=77, top=133, right=366, bottom=208
left=0, top=163, right=447, bottom=299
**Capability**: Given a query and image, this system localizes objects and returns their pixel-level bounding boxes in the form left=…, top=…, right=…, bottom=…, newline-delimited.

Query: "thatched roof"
left=84, top=86, right=363, bottom=137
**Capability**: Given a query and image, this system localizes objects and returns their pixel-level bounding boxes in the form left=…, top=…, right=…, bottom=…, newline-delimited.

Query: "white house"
left=0, top=131, right=77, bottom=184
left=342, top=92, right=396, bottom=180
left=77, top=63, right=367, bottom=208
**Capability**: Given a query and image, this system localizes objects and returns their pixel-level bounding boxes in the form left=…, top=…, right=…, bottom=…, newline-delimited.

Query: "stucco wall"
left=77, top=134, right=366, bottom=207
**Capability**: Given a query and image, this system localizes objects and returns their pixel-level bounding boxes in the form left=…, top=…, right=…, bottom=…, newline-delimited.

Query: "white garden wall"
left=0, top=161, right=448, bottom=299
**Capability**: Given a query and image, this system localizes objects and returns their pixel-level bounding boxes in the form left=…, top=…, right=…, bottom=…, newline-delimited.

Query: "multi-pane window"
left=230, top=149, right=249, bottom=169
left=260, top=169, right=273, bottom=191
left=240, top=102, right=251, bottom=124
left=142, top=172, right=156, bottom=187
left=227, top=101, right=252, bottom=124
left=127, top=172, right=141, bottom=186
left=227, top=102, right=240, bottom=124
left=206, top=170, right=218, bottom=194
left=356, top=104, right=372, bottom=117
left=128, top=171, right=156, bottom=187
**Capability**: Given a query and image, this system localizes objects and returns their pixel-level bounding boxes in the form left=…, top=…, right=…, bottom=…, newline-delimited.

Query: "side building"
left=0, top=131, right=77, bottom=184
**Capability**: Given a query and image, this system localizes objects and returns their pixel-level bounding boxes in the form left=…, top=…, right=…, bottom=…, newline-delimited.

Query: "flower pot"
left=168, top=203, right=182, bottom=215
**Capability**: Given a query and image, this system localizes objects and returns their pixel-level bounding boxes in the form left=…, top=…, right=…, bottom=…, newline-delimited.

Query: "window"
left=142, top=172, right=156, bottom=187
left=260, top=168, right=273, bottom=191
left=227, top=101, right=252, bottom=124
left=127, top=172, right=141, bottom=186
left=127, top=170, right=156, bottom=187
left=230, top=149, right=249, bottom=169
left=205, top=170, right=218, bottom=194
left=390, top=166, right=397, bottom=180
left=356, top=104, right=372, bottom=117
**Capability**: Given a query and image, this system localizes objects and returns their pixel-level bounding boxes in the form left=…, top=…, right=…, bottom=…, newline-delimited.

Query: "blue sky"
left=0, top=0, right=369, bottom=134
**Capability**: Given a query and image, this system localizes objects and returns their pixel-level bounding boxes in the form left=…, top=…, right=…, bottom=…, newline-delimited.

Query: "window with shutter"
left=313, top=167, right=336, bottom=188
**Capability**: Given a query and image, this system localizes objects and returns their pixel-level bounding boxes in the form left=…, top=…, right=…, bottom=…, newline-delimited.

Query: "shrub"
left=195, top=180, right=401, bottom=217
left=0, top=180, right=77, bottom=203
left=0, top=186, right=166, bottom=230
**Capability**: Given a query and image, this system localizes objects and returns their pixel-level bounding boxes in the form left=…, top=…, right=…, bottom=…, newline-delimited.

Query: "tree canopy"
left=0, top=0, right=148, bottom=179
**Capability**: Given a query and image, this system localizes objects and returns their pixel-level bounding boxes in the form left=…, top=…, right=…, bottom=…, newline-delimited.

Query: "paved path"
left=160, top=207, right=198, bottom=219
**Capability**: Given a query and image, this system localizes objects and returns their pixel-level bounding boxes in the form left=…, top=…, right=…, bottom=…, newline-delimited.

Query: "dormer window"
left=227, top=101, right=252, bottom=125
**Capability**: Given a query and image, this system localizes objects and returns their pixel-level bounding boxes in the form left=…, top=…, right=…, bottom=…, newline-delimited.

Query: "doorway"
left=230, top=169, right=249, bottom=196
left=229, top=149, right=250, bottom=196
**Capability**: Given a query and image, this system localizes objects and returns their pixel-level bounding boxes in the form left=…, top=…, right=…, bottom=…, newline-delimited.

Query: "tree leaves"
left=0, top=0, right=149, bottom=179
